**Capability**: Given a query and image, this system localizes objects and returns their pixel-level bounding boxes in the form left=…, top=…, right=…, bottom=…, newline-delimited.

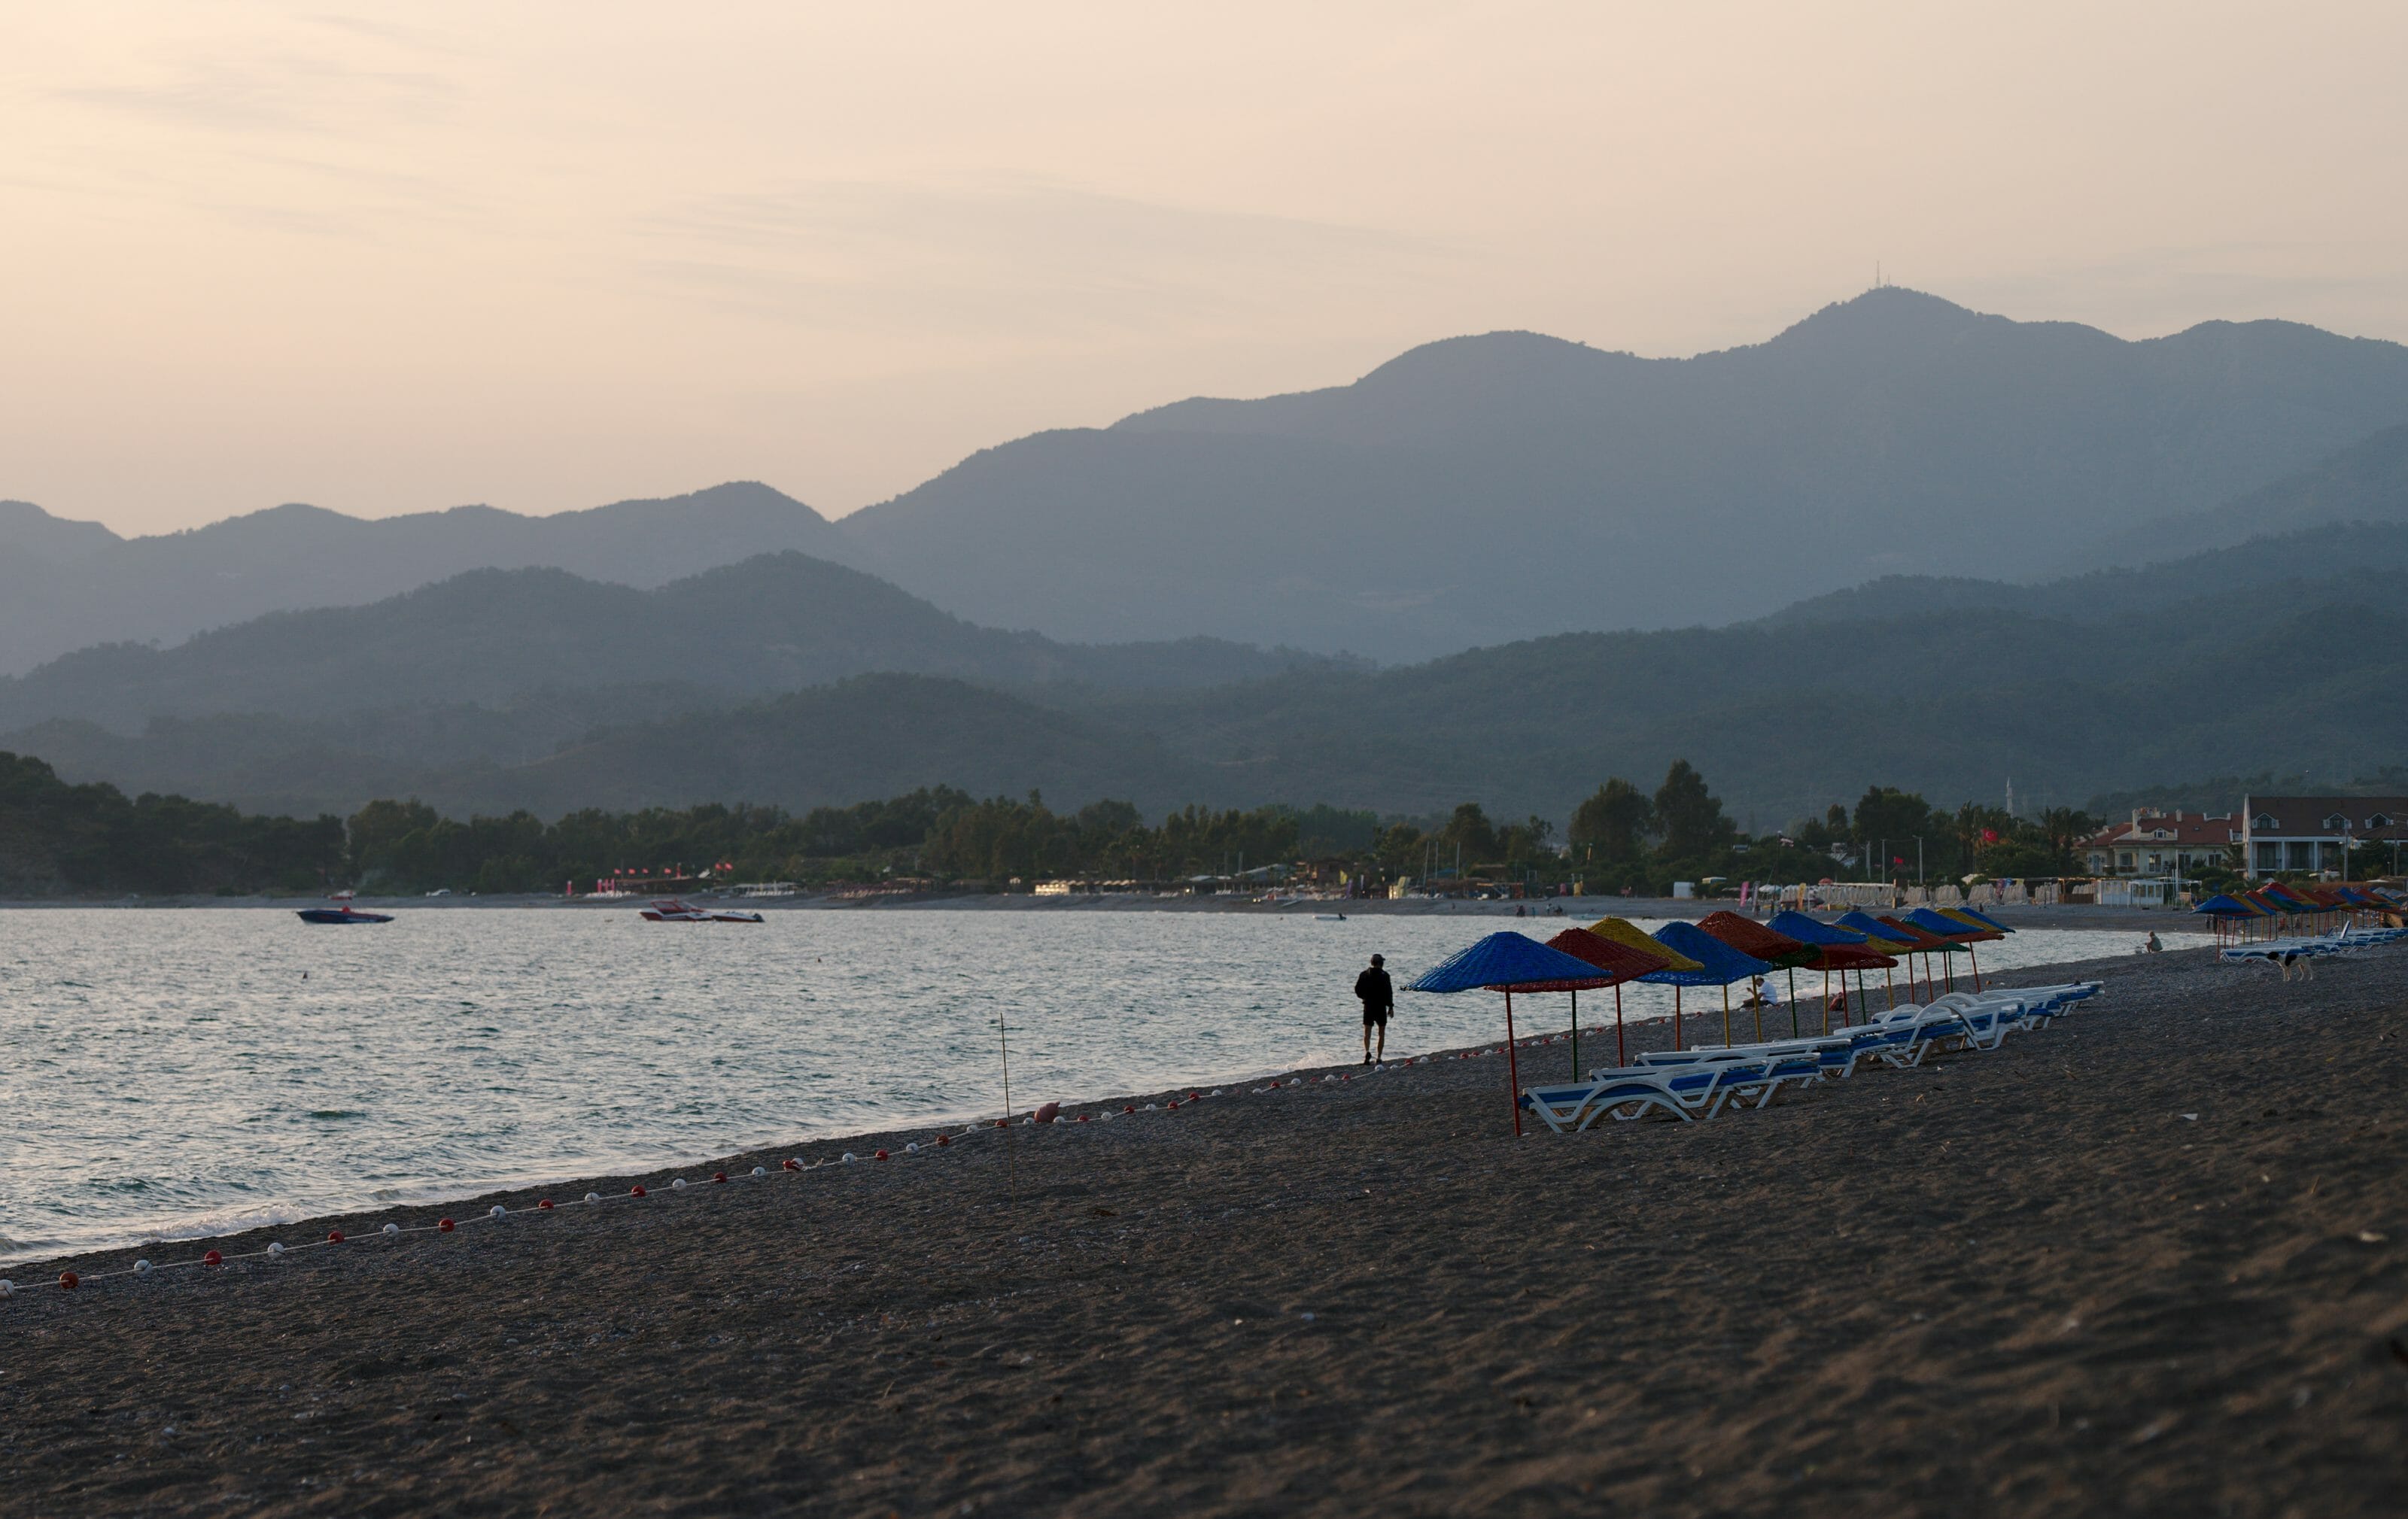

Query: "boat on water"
left=296, top=897, right=394, bottom=925
left=639, top=898, right=764, bottom=924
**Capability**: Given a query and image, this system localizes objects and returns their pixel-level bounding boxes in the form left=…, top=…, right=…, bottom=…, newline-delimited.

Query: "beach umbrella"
left=1545, top=926, right=1678, bottom=1069
left=1875, top=914, right=1969, bottom=994
left=1834, top=911, right=1929, bottom=1004
left=2193, top=892, right=2264, bottom=948
left=1406, top=933, right=1611, bottom=1135
left=1694, top=911, right=1817, bottom=1041
left=1587, top=916, right=1705, bottom=1050
left=1644, top=922, right=1777, bottom=1049
left=1947, top=906, right=2017, bottom=936
left=1905, top=907, right=1997, bottom=990
left=1765, top=911, right=1895, bottom=1031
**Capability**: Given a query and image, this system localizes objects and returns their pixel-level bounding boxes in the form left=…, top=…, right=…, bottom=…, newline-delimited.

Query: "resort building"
left=2075, top=810, right=2241, bottom=877
left=2239, top=795, right=2408, bottom=878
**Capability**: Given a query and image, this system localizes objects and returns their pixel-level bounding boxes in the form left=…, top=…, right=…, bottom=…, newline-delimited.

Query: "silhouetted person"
left=1356, top=954, right=1394, bottom=1063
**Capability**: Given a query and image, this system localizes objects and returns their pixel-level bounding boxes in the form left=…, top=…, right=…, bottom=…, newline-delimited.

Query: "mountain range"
left=11, top=287, right=2408, bottom=676
left=9, top=285, right=2408, bottom=831
left=10, top=521, right=2407, bottom=828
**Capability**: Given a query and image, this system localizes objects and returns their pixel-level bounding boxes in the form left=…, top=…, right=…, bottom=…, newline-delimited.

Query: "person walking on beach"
left=1356, top=954, right=1394, bottom=1063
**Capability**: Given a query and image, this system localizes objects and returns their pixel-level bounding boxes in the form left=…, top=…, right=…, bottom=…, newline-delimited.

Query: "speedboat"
left=640, top=898, right=762, bottom=923
left=296, top=904, right=394, bottom=925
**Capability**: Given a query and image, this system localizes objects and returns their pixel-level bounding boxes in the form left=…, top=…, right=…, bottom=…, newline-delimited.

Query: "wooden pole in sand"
left=1613, top=983, right=1626, bottom=1068
left=996, top=1011, right=1017, bottom=1208
left=1569, top=989, right=1578, bottom=1083
left=1674, top=986, right=1684, bottom=1051
left=1787, top=967, right=1800, bottom=1039
left=1504, top=989, right=1523, bottom=1136
left=1722, top=982, right=1733, bottom=1047
left=1966, top=940, right=1982, bottom=992
left=1821, top=966, right=1831, bottom=1035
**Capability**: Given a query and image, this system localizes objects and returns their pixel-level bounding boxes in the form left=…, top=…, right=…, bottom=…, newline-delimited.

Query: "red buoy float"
left=783, top=1158, right=801, bottom=1171
left=873, top=1149, right=889, bottom=1161
left=712, top=1171, right=728, bottom=1184
left=537, top=1199, right=555, bottom=1211
left=202, top=1250, right=222, bottom=1266
left=327, top=1229, right=345, bottom=1244
left=630, top=1184, right=647, bottom=1198
left=437, top=1218, right=455, bottom=1232
left=935, top=1134, right=950, bottom=1147
left=59, top=1271, right=78, bottom=1290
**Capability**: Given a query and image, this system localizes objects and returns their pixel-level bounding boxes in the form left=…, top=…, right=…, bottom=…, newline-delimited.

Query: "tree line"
left=2, top=746, right=2135, bottom=899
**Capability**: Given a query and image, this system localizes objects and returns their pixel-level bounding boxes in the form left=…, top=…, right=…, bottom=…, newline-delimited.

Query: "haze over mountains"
left=12, top=288, right=2408, bottom=679
left=9, top=285, right=2408, bottom=833
left=8, top=521, right=2407, bottom=829
left=0, top=483, right=844, bottom=676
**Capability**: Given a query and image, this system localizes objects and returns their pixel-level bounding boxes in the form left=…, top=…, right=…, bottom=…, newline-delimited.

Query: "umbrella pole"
left=1722, top=982, right=1733, bottom=1047
left=1569, top=989, right=1578, bottom=1084
left=1674, top=986, right=1683, bottom=1051
left=1505, top=989, right=1522, bottom=1137
left=1967, top=941, right=1982, bottom=992
left=1820, top=967, right=1831, bottom=1035
left=1787, top=967, right=1800, bottom=1039
left=1885, top=963, right=1896, bottom=1009
left=1614, top=983, right=1626, bottom=1068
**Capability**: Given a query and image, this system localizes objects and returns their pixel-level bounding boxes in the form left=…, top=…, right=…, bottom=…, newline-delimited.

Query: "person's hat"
left=1370, top=954, right=1384, bottom=965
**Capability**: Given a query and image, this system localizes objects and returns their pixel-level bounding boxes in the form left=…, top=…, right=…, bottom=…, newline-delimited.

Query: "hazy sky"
left=8, top=2, right=2407, bottom=535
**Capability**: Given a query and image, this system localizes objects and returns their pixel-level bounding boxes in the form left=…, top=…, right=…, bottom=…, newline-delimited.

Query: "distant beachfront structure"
left=2239, top=795, right=2408, bottom=879
left=2076, top=810, right=2240, bottom=878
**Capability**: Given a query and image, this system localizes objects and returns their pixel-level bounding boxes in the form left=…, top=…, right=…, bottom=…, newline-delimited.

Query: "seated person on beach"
left=1356, top=954, right=1394, bottom=1064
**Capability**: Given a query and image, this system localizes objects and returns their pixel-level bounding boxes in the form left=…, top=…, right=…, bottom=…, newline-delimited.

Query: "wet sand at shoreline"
left=2, top=945, right=2400, bottom=1515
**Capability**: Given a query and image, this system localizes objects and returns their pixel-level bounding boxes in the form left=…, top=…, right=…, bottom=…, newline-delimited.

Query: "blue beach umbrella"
left=1951, top=907, right=2016, bottom=935
left=1641, top=921, right=1777, bottom=1049
left=1766, top=911, right=1884, bottom=1029
left=1407, top=933, right=1611, bottom=1135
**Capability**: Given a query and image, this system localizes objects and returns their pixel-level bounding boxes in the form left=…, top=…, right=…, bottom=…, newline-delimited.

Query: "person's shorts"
left=1362, top=1005, right=1390, bottom=1027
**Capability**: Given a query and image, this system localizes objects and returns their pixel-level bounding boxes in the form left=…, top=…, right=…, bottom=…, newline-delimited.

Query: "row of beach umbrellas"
left=1405, top=907, right=2016, bottom=1134
left=2191, top=881, right=2401, bottom=944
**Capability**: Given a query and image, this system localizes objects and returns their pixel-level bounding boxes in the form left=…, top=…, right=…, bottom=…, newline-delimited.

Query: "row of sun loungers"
left=1517, top=982, right=2105, bottom=1133
left=2219, top=924, right=2406, bottom=978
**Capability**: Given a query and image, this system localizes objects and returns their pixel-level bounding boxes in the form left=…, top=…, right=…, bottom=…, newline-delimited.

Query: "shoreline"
left=0, top=891, right=2221, bottom=932
left=2, top=942, right=2400, bottom=1514
left=0, top=943, right=2219, bottom=1279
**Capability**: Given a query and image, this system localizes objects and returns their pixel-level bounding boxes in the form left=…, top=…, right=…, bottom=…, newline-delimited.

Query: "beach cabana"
left=1645, top=921, right=1777, bottom=1048
left=1765, top=911, right=1897, bottom=1030
left=1406, top=933, right=1611, bottom=1135
left=1543, top=927, right=1676, bottom=1070
left=1694, top=911, right=1816, bottom=1041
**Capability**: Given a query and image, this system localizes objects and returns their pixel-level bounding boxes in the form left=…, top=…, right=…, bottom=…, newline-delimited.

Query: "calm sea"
left=0, top=907, right=2139, bottom=1261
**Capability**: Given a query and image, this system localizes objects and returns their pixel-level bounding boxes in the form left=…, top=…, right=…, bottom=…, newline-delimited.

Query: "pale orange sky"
left=6, top=1, right=2406, bottom=535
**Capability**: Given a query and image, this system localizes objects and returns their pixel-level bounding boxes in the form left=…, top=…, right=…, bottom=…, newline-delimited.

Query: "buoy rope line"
left=0, top=993, right=2014, bottom=1304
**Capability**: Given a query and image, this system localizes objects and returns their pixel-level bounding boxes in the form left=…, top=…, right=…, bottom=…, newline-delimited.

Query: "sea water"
left=0, top=907, right=2140, bottom=1260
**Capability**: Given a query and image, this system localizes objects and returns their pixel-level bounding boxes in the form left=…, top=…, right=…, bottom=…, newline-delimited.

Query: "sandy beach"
left=2, top=942, right=2400, bottom=1516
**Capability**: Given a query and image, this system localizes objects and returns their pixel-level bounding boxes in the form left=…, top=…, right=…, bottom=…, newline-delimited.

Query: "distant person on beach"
left=2145, top=931, right=2163, bottom=952
left=1356, top=954, right=1394, bottom=1063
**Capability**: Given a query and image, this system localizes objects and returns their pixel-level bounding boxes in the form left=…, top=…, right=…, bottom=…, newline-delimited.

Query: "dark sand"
left=3, top=945, right=2403, bottom=1516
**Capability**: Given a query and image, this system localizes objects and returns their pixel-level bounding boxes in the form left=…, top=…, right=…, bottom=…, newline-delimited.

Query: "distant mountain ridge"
left=13, top=288, right=2408, bottom=673
left=833, top=290, right=2408, bottom=655
left=14, top=519, right=2408, bottom=827
left=0, top=551, right=1340, bottom=738
left=0, top=482, right=840, bottom=676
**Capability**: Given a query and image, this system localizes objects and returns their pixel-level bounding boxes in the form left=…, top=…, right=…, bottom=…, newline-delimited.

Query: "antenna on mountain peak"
left=1874, top=260, right=1884, bottom=290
